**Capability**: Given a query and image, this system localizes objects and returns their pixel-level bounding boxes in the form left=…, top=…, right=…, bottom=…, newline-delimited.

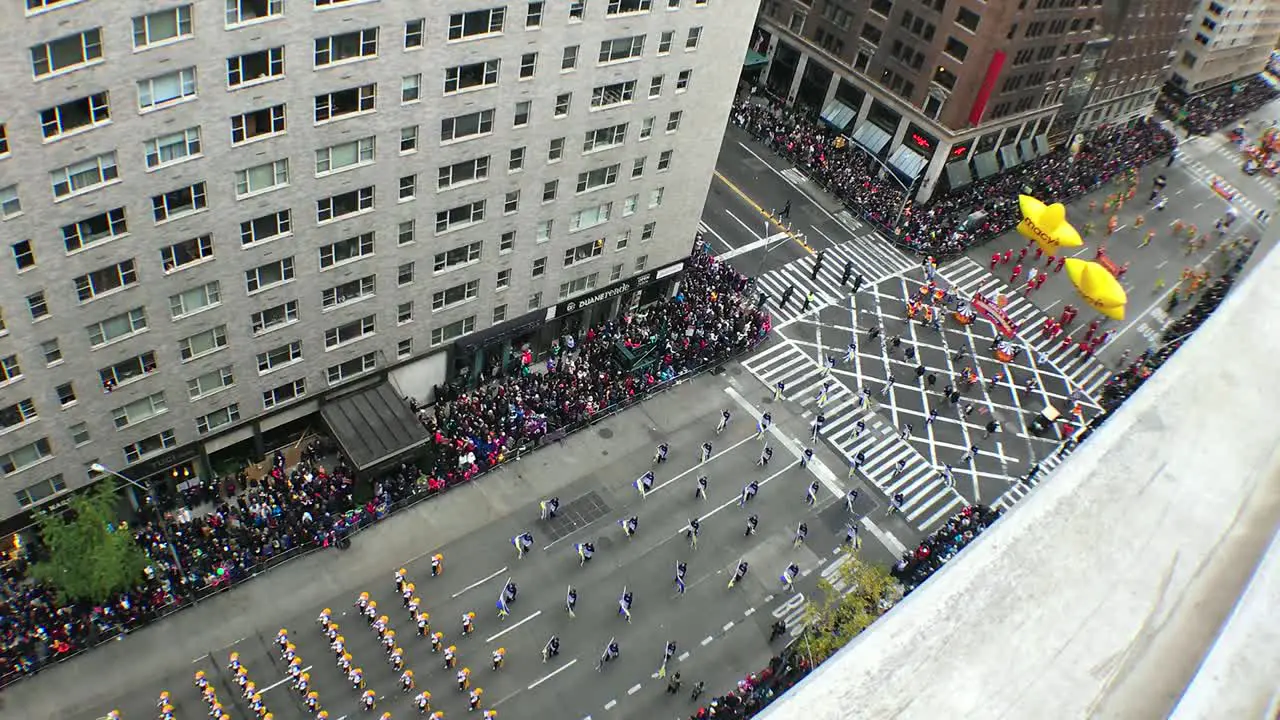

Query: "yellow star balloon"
left=1017, top=195, right=1083, bottom=255
left=1064, top=258, right=1127, bottom=321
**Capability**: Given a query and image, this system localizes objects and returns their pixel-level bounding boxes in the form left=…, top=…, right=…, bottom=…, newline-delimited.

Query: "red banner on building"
left=969, top=50, right=1007, bottom=126
left=971, top=293, right=1018, bottom=338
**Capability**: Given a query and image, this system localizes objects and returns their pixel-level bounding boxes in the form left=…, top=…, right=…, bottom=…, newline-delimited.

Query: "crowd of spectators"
left=730, top=97, right=1176, bottom=257
left=890, top=505, right=1002, bottom=594
left=688, top=649, right=811, bottom=720
left=1157, top=75, right=1279, bottom=136
left=0, top=247, right=768, bottom=687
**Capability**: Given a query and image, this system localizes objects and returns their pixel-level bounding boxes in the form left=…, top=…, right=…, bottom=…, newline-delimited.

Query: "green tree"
left=800, top=547, right=903, bottom=663
left=29, top=483, right=150, bottom=603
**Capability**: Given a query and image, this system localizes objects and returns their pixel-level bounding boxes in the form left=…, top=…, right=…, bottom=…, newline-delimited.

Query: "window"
left=599, top=35, right=645, bottom=64
left=543, top=180, right=559, bottom=203
left=657, top=150, right=672, bottom=171
left=955, top=6, right=980, bottom=32
left=449, top=8, right=506, bottom=40
left=145, top=127, right=202, bottom=169
left=555, top=93, right=573, bottom=117
left=402, top=74, right=422, bottom=103
left=70, top=424, right=90, bottom=446
left=325, top=315, right=376, bottom=349
left=685, top=26, right=702, bottom=50
left=27, top=292, right=49, bottom=320
left=246, top=257, right=295, bottom=293
left=497, top=269, right=512, bottom=289
left=226, top=0, right=283, bottom=26
left=436, top=200, right=486, bottom=233
left=563, top=45, right=580, bottom=70
left=532, top=257, right=547, bottom=277
left=528, top=292, right=542, bottom=310
left=227, top=47, right=285, bottom=88
left=397, top=339, right=413, bottom=358
left=327, top=353, right=377, bottom=385
left=944, top=37, right=969, bottom=62
left=136, top=68, right=198, bottom=112
left=235, top=158, right=289, bottom=197
left=399, top=174, right=418, bottom=200
left=668, top=0, right=680, bottom=6
left=500, top=231, right=516, bottom=253
left=399, top=220, right=416, bottom=245
left=75, top=260, right=138, bottom=302
left=323, top=275, right=376, bottom=310
left=0, top=356, right=22, bottom=385
left=262, top=379, right=305, bottom=409
left=608, top=0, right=652, bottom=15
left=196, top=404, right=240, bottom=434
left=564, top=238, right=605, bottom=266
left=632, top=155, right=647, bottom=177
left=161, top=235, right=213, bottom=273
left=56, top=383, right=76, bottom=406
left=240, top=209, right=291, bottom=246
left=1, top=439, right=53, bottom=476
left=569, top=0, right=586, bottom=20
left=514, top=101, right=532, bottom=127
left=570, top=202, right=613, bottom=232
left=187, top=366, right=235, bottom=400
left=650, top=187, right=665, bottom=207
left=577, top=164, right=620, bottom=193
left=666, top=111, right=682, bottom=133
left=123, top=430, right=177, bottom=463
left=100, top=352, right=159, bottom=390
left=591, top=80, right=637, bottom=108
left=257, top=341, right=301, bottom=373
left=520, top=52, right=538, bottom=79
left=658, top=31, right=674, bottom=55
left=442, top=109, right=495, bottom=142
left=526, top=1, right=544, bottom=27
left=39, top=92, right=111, bottom=139
left=27, top=0, right=81, bottom=12
left=642, top=221, right=656, bottom=240
left=41, top=339, right=62, bottom=366
left=319, top=233, right=374, bottom=269
left=179, top=326, right=228, bottom=361
left=51, top=152, right=119, bottom=199
left=31, top=29, right=102, bottom=77
left=536, top=220, right=553, bottom=242
left=398, top=262, right=416, bottom=286
left=317, top=187, right=375, bottom=223
left=152, top=182, right=208, bottom=222
left=432, top=280, right=480, bottom=310
left=401, top=126, right=419, bottom=153
left=549, top=137, right=566, bottom=162
left=12, top=241, right=35, bottom=271
left=445, top=60, right=501, bottom=94
left=133, top=6, right=193, bottom=49
left=617, top=229, right=630, bottom=249
left=676, top=69, right=691, bottom=91
left=559, top=272, right=600, bottom=299
left=623, top=194, right=638, bottom=216
left=439, top=156, right=491, bottom=190
left=88, top=308, right=148, bottom=347
left=509, top=147, right=526, bottom=171
left=405, top=19, right=425, bottom=48
left=431, top=316, right=476, bottom=346
left=434, top=241, right=483, bottom=273
left=635, top=254, right=648, bottom=271
left=169, top=281, right=221, bottom=319
left=315, top=84, right=377, bottom=123
left=610, top=263, right=623, bottom=281
left=316, top=137, right=375, bottom=175
left=112, top=392, right=168, bottom=429
left=315, top=28, right=379, bottom=67
left=232, top=104, right=286, bottom=144
left=493, top=304, right=507, bottom=324
left=790, top=11, right=805, bottom=32
left=933, top=66, right=957, bottom=91
left=397, top=301, right=414, bottom=324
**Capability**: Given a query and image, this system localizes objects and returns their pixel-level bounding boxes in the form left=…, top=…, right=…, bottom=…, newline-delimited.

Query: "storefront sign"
left=552, top=260, right=685, bottom=317
left=121, top=444, right=202, bottom=483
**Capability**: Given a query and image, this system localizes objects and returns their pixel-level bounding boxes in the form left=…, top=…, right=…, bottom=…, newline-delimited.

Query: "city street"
left=11, top=374, right=905, bottom=720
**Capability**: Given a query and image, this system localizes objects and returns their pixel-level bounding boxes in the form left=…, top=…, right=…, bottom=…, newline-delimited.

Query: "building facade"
left=0, top=0, right=754, bottom=524
left=1167, top=0, right=1280, bottom=95
left=753, top=1, right=1129, bottom=201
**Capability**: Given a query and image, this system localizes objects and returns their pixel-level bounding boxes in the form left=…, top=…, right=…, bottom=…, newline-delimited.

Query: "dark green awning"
left=744, top=50, right=769, bottom=67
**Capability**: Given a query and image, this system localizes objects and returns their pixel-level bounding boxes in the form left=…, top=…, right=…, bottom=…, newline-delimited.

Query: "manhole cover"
left=598, top=427, right=614, bottom=439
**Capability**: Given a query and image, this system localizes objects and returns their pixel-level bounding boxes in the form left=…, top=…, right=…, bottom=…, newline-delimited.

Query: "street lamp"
left=91, top=462, right=192, bottom=599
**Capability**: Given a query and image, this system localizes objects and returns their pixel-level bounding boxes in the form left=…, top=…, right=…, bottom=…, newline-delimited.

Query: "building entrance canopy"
left=321, top=381, right=431, bottom=471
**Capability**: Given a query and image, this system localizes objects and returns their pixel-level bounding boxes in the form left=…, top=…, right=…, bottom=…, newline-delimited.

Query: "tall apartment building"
left=1167, top=0, right=1280, bottom=95
left=753, top=0, right=1113, bottom=201
left=0, top=0, right=754, bottom=530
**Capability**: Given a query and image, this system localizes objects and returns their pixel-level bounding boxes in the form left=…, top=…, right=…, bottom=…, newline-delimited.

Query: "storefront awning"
left=1033, top=134, right=1051, bottom=156
left=321, top=381, right=431, bottom=471
left=945, top=160, right=974, bottom=188
left=851, top=122, right=892, bottom=155
left=820, top=99, right=857, bottom=131
left=744, top=50, right=769, bottom=67
left=1018, top=138, right=1037, bottom=161
left=888, top=145, right=928, bottom=181
left=999, top=145, right=1023, bottom=170
left=973, top=151, right=1000, bottom=179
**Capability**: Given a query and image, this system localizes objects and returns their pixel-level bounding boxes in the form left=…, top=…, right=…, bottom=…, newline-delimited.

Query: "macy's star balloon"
left=1064, top=258, right=1127, bottom=321
left=1017, top=195, right=1083, bottom=255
